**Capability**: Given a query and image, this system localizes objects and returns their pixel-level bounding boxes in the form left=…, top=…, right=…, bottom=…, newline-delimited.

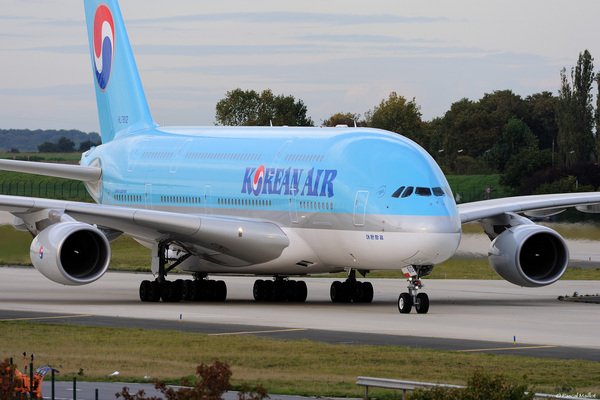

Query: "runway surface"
left=1, top=266, right=599, bottom=362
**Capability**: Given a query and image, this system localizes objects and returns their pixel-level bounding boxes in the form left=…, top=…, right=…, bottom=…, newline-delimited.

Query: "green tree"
left=37, top=141, right=59, bottom=152
left=215, top=88, right=313, bottom=126
left=524, top=91, right=559, bottom=152
left=366, top=92, right=425, bottom=145
left=57, top=136, right=75, bottom=152
left=557, top=50, right=596, bottom=165
left=322, top=112, right=365, bottom=127
left=78, top=140, right=101, bottom=152
left=436, top=98, right=490, bottom=162
left=500, top=148, right=552, bottom=192
left=483, top=118, right=538, bottom=172
left=596, top=73, right=600, bottom=158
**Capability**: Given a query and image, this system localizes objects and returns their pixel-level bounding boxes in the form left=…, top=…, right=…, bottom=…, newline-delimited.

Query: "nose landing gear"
left=397, top=265, right=433, bottom=314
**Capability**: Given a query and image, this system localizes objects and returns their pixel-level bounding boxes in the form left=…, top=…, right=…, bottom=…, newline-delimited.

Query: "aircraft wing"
left=458, top=192, right=600, bottom=223
left=0, top=194, right=289, bottom=267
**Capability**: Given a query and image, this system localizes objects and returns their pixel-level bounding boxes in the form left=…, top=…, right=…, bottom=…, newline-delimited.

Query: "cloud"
left=129, top=12, right=448, bottom=27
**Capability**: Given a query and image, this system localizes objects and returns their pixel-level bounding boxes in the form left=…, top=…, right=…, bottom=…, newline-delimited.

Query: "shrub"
left=408, top=370, right=534, bottom=400
left=116, top=359, right=268, bottom=400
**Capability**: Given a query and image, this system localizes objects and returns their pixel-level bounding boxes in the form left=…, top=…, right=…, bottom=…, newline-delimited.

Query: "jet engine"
left=30, top=222, right=111, bottom=285
left=488, top=224, right=569, bottom=287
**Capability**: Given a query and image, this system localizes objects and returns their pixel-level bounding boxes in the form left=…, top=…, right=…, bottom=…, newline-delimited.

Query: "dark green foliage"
left=366, top=92, right=425, bottom=145
left=499, top=148, right=552, bottom=192
left=37, top=136, right=75, bottom=153
left=215, top=89, right=313, bottom=127
left=116, top=360, right=268, bottom=400
left=0, top=129, right=100, bottom=152
left=322, top=112, right=366, bottom=127
left=523, top=162, right=600, bottom=195
left=408, top=370, right=534, bottom=400
left=557, top=50, right=596, bottom=166
left=78, top=139, right=101, bottom=152
left=524, top=91, right=558, bottom=151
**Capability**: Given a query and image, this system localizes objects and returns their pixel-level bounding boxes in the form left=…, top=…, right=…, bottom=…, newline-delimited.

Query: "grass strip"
left=1, top=321, right=599, bottom=398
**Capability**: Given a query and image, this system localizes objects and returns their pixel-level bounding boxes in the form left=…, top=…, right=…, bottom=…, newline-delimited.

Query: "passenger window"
left=392, top=186, right=406, bottom=198
left=432, top=187, right=445, bottom=196
left=401, top=187, right=414, bottom=198
left=415, top=187, right=432, bottom=196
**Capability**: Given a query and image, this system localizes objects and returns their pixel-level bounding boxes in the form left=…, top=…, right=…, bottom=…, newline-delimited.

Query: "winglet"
left=83, top=0, right=156, bottom=143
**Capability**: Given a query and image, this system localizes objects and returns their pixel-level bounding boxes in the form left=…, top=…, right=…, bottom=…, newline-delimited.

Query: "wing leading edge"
left=0, top=194, right=289, bottom=267
left=458, top=192, right=600, bottom=224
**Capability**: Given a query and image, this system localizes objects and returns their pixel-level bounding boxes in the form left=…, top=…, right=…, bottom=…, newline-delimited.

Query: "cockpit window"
left=432, top=187, right=444, bottom=196
left=392, top=185, right=447, bottom=199
left=415, top=187, right=432, bottom=196
left=392, top=186, right=406, bottom=198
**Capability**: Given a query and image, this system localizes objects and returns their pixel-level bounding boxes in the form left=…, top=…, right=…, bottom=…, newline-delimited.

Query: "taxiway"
left=1, top=266, right=599, bottom=361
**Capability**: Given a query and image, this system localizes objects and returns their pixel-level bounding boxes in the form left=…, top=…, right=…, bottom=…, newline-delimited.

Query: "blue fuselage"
left=81, top=125, right=462, bottom=274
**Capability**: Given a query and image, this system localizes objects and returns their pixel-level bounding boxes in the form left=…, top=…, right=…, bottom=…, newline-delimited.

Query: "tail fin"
left=83, top=0, right=156, bottom=143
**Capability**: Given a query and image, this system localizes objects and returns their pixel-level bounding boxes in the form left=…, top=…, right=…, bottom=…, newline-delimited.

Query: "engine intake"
left=488, top=224, right=569, bottom=287
left=30, top=222, right=111, bottom=285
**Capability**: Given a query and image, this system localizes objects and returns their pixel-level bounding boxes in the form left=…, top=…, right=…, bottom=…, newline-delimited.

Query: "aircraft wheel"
left=415, top=293, right=429, bottom=314
left=214, top=280, right=227, bottom=302
left=398, top=292, right=412, bottom=314
left=294, top=281, right=308, bottom=302
left=148, top=280, right=161, bottom=302
left=253, top=280, right=265, bottom=301
left=361, top=282, right=374, bottom=303
left=330, top=281, right=343, bottom=302
left=139, top=280, right=151, bottom=301
left=181, top=280, right=194, bottom=301
left=161, top=281, right=181, bottom=302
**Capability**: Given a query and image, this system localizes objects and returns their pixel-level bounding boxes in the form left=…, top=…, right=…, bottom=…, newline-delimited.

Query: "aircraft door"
left=204, top=185, right=212, bottom=214
left=353, top=190, right=369, bottom=226
left=145, top=184, right=153, bottom=210
left=170, top=139, right=192, bottom=173
left=127, top=139, right=149, bottom=172
left=289, top=187, right=299, bottom=223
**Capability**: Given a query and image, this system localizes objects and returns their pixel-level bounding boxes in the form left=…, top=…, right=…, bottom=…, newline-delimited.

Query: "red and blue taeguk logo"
left=252, top=165, right=266, bottom=196
left=93, top=4, right=115, bottom=91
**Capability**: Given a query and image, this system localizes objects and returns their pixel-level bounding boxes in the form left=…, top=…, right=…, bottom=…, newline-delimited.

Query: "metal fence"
left=0, top=179, right=92, bottom=201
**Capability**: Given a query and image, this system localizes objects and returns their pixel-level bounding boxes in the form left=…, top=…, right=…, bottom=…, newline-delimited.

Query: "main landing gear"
left=397, top=265, right=433, bottom=314
left=138, top=240, right=227, bottom=303
left=253, top=277, right=308, bottom=302
left=330, top=269, right=374, bottom=303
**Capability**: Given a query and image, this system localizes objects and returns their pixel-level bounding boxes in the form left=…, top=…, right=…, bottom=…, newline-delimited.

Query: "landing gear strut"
left=253, top=277, right=307, bottom=302
left=398, top=265, right=432, bottom=314
left=330, top=269, right=374, bottom=303
left=138, top=240, right=227, bottom=302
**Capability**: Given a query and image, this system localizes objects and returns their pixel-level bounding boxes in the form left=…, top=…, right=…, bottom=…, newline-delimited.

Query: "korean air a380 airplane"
left=2, top=0, right=600, bottom=314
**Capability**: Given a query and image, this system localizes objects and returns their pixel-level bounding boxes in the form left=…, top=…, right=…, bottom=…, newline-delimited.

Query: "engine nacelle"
left=488, top=224, right=569, bottom=287
left=30, top=222, right=111, bottom=286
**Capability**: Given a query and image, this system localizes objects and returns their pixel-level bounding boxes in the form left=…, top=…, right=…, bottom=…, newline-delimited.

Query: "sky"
left=1, top=0, right=600, bottom=133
